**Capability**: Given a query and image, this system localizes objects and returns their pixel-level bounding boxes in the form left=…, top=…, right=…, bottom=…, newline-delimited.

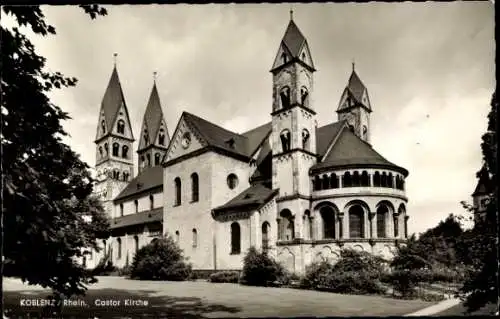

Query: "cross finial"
left=113, top=53, right=118, bottom=66
left=352, top=58, right=355, bottom=72
left=153, top=71, right=157, bottom=83
left=290, top=6, right=294, bottom=21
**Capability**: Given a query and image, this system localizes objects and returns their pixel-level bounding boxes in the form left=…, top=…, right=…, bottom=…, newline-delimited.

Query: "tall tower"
left=336, top=63, right=372, bottom=143
left=137, top=76, right=170, bottom=173
left=94, top=57, right=135, bottom=218
left=472, top=165, right=492, bottom=224
left=271, top=12, right=317, bottom=239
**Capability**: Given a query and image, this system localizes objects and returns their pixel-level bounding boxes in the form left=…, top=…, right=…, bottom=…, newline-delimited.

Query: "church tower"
left=336, top=64, right=372, bottom=143
left=94, top=57, right=135, bottom=218
left=137, top=75, right=170, bottom=173
left=271, top=12, right=317, bottom=240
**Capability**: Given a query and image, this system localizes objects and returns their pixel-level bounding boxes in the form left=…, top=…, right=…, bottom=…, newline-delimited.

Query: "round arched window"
left=227, top=173, right=238, bottom=190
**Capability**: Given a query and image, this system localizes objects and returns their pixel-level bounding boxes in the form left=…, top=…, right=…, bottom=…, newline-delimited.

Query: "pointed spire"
left=99, top=63, right=126, bottom=134
left=281, top=17, right=306, bottom=58
left=138, top=80, right=167, bottom=151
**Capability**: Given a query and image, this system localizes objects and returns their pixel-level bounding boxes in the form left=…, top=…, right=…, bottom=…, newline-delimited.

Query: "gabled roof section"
left=99, top=67, right=126, bottom=134
left=472, top=166, right=492, bottom=196
left=114, top=166, right=163, bottom=202
left=213, top=184, right=278, bottom=213
left=139, top=83, right=167, bottom=150
left=311, top=128, right=408, bottom=176
left=337, top=69, right=371, bottom=112
left=282, top=19, right=306, bottom=58
left=315, top=120, right=346, bottom=158
left=241, top=122, right=272, bottom=157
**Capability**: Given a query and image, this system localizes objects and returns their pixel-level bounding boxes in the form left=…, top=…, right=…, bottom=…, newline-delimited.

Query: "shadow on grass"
left=3, top=288, right=241, bottom=319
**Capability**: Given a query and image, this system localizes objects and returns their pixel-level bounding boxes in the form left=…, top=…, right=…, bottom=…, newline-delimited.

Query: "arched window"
left=349, top=205, right=364, bottom=238
left=313, top=175, right=322, bottom=191
left=301, top=52, right=306, bottom=61
left=302, top=129, right=310, bottom=150
left=303, top=210, right=313, bottom=239
left=143, top=129, right=149, bottom=145
left=153, top=153, right=160, bottom=166
left=227, top=174, right=238, bottom=189
left=191, top=173, right=199, bottom=202
left=112, top=143, right=119, bottom=156
left=230, top=222, right=241, bottom=254
left=262, top=222, right=270, bottom=253
left=122, top=145, right=129, bottom=159
left=134, top=199, right=138, bottom=213
left=101, top=120, right=106, bottom=134
left=104, top=143, right=109, bottom=156
left=300, top=86, right=309, bottom=107
left=360, top=171, right=369, bottom=186
left=174, top=177, right=181, bottom=206
left=362, top=125, right=368, bottom=140
left=175, top=230, right=180, bottom=243
left=159, top=129, right=166, bottom=145
left=192, top=228, right=198, bottom=248
left=279, top=210, right=294, bottom=241
left=149, top=194, right=154, bottom=210
left=330, top=173, right=339, bottom=189
left=320, top=206, right=336, bottom=239
left=280, top=86, right=291, bottom=109
left=381, top=172, right=388, bottom=187
left=117, top=238, right=122, bottom=259
left=120, top=203, right=124, bottom=217
left=99, top=146, right=103, bottom=158
left=396, top=176, right=402, bottom=190
left=377, top=205, right=388, bottom=238
left=134, top=235, right=139, bottom=253
left=322, top=174, right=329, bottom=190
left=352, top=171, right=361, bottom=187
left=117, top=119, right=125, bottom=134
left=123, top=171, right=129, bottom=182
left=388, top=173, right=394, bottom=188
left=343, top=172, right=352, bottom=188
left=374, top=171, right=381, bottom=187
left=281, top=52, right=287, bottom=64
left=280, top=129, right=291, bottom=152
left=146, top=154, right=151, bottom=167
left=113, top=170, right=120, bottom=180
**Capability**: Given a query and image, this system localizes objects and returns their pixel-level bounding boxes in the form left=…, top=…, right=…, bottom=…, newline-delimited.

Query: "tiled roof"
left=114, top=166, right=163, bottom=202
left=138, top=84, right=168, bottom=150
left=110, top=207, right=162, bottom=229
left=316, top=120, right=346, bottom=157
left=311, top=128, right=408, bottom=176
left=282, top=20, right=306, bottom=58
left=213, top=184, right=278, bottom=213
left=241, top=122, right=272, bottom=157
left=98, top=67, right=126, bottom=135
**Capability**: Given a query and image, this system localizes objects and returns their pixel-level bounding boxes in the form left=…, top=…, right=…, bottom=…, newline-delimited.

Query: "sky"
left=6, top=2, right=495, bottom=235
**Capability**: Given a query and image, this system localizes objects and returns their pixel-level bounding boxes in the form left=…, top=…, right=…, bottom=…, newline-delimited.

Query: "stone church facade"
left=85, top=16, right=409, bottom=274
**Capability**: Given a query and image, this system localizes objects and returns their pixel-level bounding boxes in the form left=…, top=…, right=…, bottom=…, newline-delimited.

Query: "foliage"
left=208, top=271, right=240, bottom=283
left=90, top=251, right=115, bottom=277
left=129, top=236, right=192, bottom=281
left=240, top=247, right=290, bottom=287
left=457, top=91, right=498, bottom=313
left=2, top=5, right=110, bottom=299
left=301, top=249, right=388, bottom=295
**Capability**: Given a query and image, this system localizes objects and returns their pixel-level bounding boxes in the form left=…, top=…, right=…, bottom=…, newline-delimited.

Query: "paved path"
left=4, top=276, right=434, bottom=318
left=405, top=298, right=461, bottom=316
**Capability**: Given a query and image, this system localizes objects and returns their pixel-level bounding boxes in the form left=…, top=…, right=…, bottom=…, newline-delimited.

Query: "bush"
left=208, top=271, right=240, bottom=283
left=90, top=252, right=115, bottom=276
left=130, top=235, right=192, bottom=281
left=386, top=269, right=418, bottom=298
left=240, top=247, right=289, bottom=287
left=118, top=265, right=132, bottom=277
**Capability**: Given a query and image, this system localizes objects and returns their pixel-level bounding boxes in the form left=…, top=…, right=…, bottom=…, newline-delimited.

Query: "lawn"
left=3, top=276, right=434, bottom=318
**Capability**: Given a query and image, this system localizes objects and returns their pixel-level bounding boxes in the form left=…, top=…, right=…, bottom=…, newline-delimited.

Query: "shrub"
left=90, top=251, right=115, bottom=276
left=130, top=235, right=192, bottom=281
left=300, top=260, right=334, bottom=289
left=208, top=271, right=240, bottom=283
left=240, top=247, right=289, bottom=287
left=386, top=269, right=418, bottom=297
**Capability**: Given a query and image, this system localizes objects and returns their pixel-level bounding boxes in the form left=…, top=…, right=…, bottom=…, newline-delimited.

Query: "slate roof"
left=337, top=70, right=371, bottom=112
left=310, top=128, right=408, bottom=176
left=213, top=184, right=279, bottom=213
left=97, top=67, right=127, bottom=137
left=138, top=84, right=168, bottom=151
left=114, top=166, right=163, bottom=202
left=316, top=120, right=346, bottom=157
left=472, top=166, right=492, bottom=196
left=282, top=19, right=306, bottom=58
left=241, top=122, right=272, bottom=157
left=110, top=207, right=162, bottom=229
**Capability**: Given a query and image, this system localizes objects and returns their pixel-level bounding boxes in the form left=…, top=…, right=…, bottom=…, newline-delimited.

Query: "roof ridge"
left=184, top=111, right=248, bottom=140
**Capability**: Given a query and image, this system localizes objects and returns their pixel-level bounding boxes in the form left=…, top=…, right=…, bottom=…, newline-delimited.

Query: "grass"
left=3, top=276, right=435, bottom=318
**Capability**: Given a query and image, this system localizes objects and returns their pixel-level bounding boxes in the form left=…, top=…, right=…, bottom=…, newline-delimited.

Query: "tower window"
left=281, top=52, right=287, bottom=64
left=155, top=153, right=161, bottom=166
left=159, top=129, right=165, bottom=146
left=302, top=129, right=310, bottom=151
left=362, top=125, right=368, bottom=140
left=117, top=119, right=125, bottom=134
left=99, top=146, right=103, bottom=158
left=146, top=154, right=151, bottom=167
left=300, top=86, right=309, bottom=107
left=123, top=171, right=129, bottom=181
left=101, top=120, right=106, bottom=134
left=227, top=173, right=238, bottom=190
left=113, top=170, right=120, bottom=180
left=104, top=143, right=109, bottom=156
left=112, top=143, right=119, bottom=156
left=301, top=52, right=306, bottom=61
left=280, top=86, right=291, bottom=109
left=122, top=145, right=129, bottom=159
left=280, top=129, right=291, bottom=152
left=143, top=129, right=149, bottom=145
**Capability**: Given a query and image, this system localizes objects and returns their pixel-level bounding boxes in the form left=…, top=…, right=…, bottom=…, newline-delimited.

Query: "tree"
left=2, top=5, right=109, bottom=299
left=458, top=92, right=498, bottom=313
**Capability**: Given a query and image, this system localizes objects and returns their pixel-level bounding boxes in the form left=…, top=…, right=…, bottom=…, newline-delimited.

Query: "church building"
left=86, top=14, right=410, bottom=274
